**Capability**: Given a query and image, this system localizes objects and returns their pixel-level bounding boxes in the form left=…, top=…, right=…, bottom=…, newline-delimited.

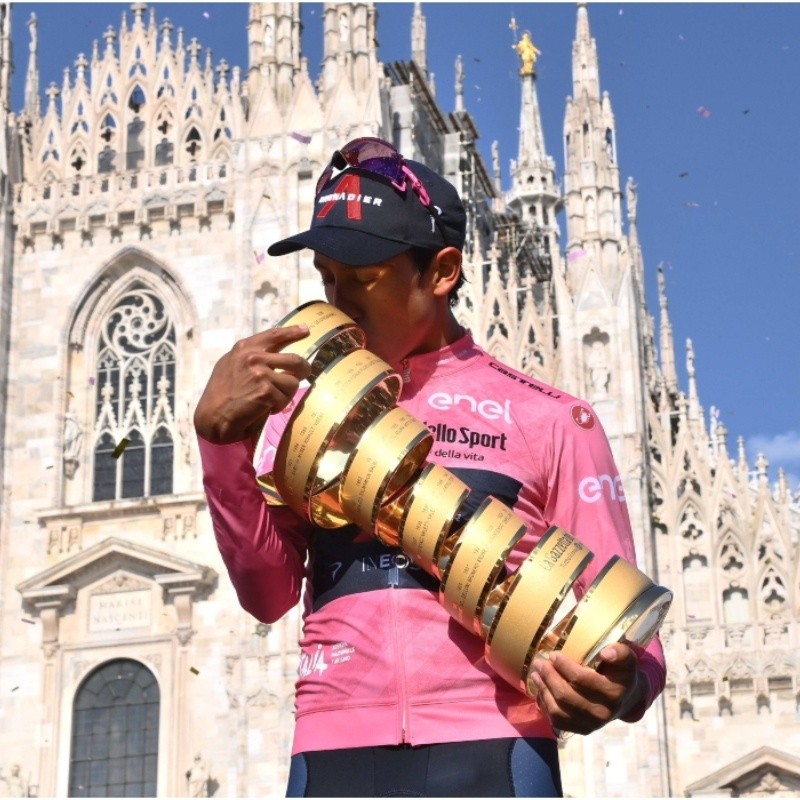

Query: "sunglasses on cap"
left=315, top=137, right=436, bottom=215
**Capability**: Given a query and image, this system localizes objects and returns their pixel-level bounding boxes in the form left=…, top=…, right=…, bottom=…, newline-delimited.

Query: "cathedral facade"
left=0, top=3, right=797, bottom=797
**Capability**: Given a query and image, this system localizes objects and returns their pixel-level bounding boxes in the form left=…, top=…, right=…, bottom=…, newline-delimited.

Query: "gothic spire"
left=0, top=2, right=9, bottom=175
left=686, top=338, right=702, bottom=429
left=411, top=3, right=427, bottom=76
left=572, top=1, right=600, bottom=102
left=658, top=266, right=679, bottom=394
left=247, top=3, right=302, bottom=116
left=514, top=32, right=547, bottom=174
left=506, top=25, right=559, bottom=282
left=562, top=1, right=623, bottom=257
left=24, top=12, right=41, bottom=118
left=321, top=3, right=378, bottom=102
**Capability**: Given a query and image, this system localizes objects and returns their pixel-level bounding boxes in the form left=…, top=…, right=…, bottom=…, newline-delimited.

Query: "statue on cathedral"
left=27, top=14, right=37, bottom=54
left=455, top=54, right=464, bottom=97
left=513, top=31, right=540, bottom=76
left=62, top=401, right=83, bottom=479
left=185, top=752, right=210, bottom=797
left=587, top=340, right=610, bottom=401
left=626, top=177, right=638, bottom=222
left=0, top=763, right=28, bottom=797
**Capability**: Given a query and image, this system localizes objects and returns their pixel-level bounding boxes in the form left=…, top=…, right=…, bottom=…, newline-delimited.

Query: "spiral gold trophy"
left=257, top=301, right=672, bottom=701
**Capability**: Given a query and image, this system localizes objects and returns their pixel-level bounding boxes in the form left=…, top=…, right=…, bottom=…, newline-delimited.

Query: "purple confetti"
left=289, top=132, right=312, bottom=144
left=567, top=249, right=586, bottom=262
left=697, top=106, right=711, bottom=119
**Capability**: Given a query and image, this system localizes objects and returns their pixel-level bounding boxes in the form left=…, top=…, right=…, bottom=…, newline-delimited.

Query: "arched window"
left=154, top=109, right=175, bottom=166
left=126, top=117, right=146, bottom=170
left=98, top=114, right=118, bottom=174
left=185, top=127, right=202, bottom=160
left=92, top=283, right=176, bottom=501
left=68, top=659, right=160, bottom=797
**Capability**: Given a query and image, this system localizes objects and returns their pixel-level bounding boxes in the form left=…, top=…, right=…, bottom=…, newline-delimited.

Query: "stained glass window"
left=93, top=284, right=176, bottom=501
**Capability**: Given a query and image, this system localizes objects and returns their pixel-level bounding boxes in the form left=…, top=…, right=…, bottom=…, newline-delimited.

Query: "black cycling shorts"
left=285, top=737, right=562, bottom=797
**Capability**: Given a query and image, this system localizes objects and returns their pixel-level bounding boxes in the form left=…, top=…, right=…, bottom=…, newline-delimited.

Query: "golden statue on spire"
left=514, top=31, right=540, bottom=76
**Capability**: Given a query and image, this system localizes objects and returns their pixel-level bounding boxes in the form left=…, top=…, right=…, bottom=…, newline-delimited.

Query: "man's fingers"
left=531, top=649, right=637, bottom=734
left=247, top=324, right=310, bottom=351
left=265, top=351, right=313, bottom=380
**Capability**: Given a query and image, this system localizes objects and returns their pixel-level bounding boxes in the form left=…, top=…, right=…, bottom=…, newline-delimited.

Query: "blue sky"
left=9, top=2, right=800, bottom=491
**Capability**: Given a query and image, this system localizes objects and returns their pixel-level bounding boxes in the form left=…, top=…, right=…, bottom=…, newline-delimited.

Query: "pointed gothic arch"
left=63, top=250, right=196, bottom=505
left=91, top=284, right=176, bottom=501
left=717, top=531, right=753, bottom=628
left=68, top=99, right=90, bottom=137
left=125, top=85, right=148, bottom=171
left=211, top=104, right=233, bottom=144
left=155, top=61, right=176, bottom=99
left=41, top=127, right=61, bottom=165
left=153, top=104, right=176, bottom=169
left=99, top=70, right=120, bottom=107
left=68, top=142, right=89, bottom=175
left=184, top=126, right=203, bottom=162
left=757, top=562, right=789, bottom=618
left=718, top=531, right=748, bottom=577
left=98, top=113, right=118, bottom=174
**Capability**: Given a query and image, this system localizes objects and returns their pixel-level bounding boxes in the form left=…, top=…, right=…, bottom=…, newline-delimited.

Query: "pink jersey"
left=198, top=331, right=666, bottom=754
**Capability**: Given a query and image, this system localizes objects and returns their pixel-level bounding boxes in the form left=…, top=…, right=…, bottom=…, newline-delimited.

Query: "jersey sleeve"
left=197, top=422, right=310, bottom=624
left=542, top=401, right=667, bottom=716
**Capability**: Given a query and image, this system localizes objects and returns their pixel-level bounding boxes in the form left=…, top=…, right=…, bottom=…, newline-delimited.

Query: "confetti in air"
left=697, top=106, right=712, bottom=119
left=21, top=618, right=35, bottom=625
left=202, top=11, right=210, bottom=19
left=679, top=172, right=689, bottom=178
left=190, top=666, right=200, bottom=675
left=567, top=248, right=587, bottom=262
left=254, top=250, right=265, bottom=264
left=289, top=132, right=312, bottom=144
left=112, top=438, right=130, bottom=459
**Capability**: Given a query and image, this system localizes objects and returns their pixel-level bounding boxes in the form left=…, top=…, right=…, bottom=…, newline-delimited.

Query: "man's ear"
left=429, top=247, right=462, bottom=298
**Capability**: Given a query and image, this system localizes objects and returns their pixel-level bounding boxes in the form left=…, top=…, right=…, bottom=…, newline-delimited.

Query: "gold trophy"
left=257, top=301, right=672, bottom=700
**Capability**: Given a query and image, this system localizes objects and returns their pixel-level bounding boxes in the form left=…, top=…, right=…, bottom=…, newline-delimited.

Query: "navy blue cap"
left=268, top=160, right=466, bottom=266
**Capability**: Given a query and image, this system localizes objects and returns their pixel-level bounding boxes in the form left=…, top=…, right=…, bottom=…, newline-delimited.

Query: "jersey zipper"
left=395, top=358, right=410, bottom=740
left=389, top=587, right=409, bottom=743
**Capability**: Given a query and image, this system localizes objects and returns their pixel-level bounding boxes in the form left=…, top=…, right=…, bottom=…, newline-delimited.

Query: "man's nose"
left=329, top=284, right=358, bottom=318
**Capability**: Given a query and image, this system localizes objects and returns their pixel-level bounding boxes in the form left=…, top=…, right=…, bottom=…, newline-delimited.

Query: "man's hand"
left=529, top=642, right=647, bottom=735
left=194, top=325, right=312, bottom=445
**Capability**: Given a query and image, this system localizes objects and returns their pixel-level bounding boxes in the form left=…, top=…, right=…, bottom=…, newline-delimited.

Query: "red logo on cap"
left=316, top=173, right=363, bottom=221
left=570, top=404, right=595, bottom=431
